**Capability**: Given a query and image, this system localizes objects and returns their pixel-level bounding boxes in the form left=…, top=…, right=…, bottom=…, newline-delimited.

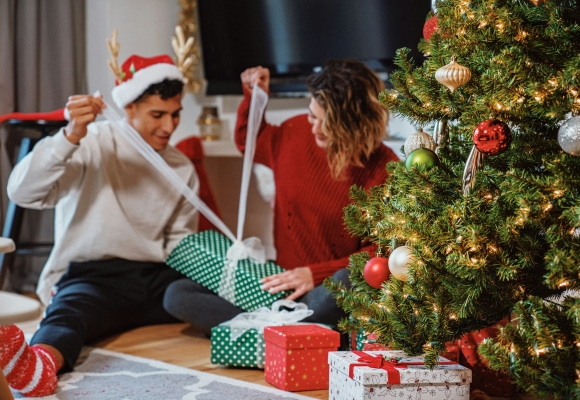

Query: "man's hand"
left=64, top=95, right=106, bottom=145
left=260, top=266, right=314, bottom=301
left=240, top=66, right=270, bottom=95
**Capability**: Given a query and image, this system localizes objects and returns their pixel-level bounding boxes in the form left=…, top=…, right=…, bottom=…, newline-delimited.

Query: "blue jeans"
left=31, top=259, right=182, bottom=370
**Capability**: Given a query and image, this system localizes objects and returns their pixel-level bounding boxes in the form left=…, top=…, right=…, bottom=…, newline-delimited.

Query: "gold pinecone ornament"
left=435, top=56, right=472, bottom=92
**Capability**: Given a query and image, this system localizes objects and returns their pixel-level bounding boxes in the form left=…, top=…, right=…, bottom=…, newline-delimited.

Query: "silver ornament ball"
left=558, top=116, right=580, bottom=156
left=431, top=0, right=442, bottom=14
left=388, top=246, right=415, bottom=281
left=404, top=128, right=437, bottom=156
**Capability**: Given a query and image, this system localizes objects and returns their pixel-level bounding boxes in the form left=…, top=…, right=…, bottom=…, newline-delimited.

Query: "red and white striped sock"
left=0, top=325, right=58, bottom=397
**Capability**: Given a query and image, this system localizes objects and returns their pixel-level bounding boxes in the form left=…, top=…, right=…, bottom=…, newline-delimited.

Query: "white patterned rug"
left=12, top=348, right=313, bottom=400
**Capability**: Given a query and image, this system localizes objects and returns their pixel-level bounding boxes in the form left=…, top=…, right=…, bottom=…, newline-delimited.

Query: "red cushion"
left=175, top=136, right=222, bottom=232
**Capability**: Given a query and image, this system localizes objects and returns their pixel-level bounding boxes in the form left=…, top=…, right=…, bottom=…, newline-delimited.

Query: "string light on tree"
left=435, top=56, right=472, bottom=92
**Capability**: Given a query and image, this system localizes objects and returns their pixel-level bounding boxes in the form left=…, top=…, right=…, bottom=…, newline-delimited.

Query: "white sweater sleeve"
left=164, top=170, right=200, bottom=255
left=7, top=129, right=85, bottom=210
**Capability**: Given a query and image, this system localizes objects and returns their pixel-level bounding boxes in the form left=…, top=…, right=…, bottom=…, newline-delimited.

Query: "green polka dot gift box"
left=210, top=326, right=265, bottom=368
left=166, top=230, right=290, bottom=311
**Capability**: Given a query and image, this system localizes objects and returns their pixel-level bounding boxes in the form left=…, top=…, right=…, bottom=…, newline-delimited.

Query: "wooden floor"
left=17, top=319, right=327, bottom=399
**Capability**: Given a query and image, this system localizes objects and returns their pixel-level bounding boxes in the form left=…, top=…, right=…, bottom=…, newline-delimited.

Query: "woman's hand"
left=240, top=66, right=270, bottom=94
left=260, top=266, right=314, bottom=301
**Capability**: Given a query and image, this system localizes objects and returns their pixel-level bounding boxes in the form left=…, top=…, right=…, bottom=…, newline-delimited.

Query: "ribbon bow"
left=350, top=351, right=407, bottom=384
left=219, top=299, right=313, bottom=341
left=226, top=237, right=276, bottom=269
left=349, top=351, right=457, bottom=385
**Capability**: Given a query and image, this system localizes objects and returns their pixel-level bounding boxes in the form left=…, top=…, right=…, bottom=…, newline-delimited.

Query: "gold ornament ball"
left=404, top=128, right=437, bottom=156
left=388, top=246, right=415, bottom=281
left=435, top=56, right=472, bottom=93
left=530, top=0, right=546, bottom=5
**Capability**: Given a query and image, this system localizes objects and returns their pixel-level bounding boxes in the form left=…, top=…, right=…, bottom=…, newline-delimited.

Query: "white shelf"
left=201, top=139, right=406, bottom=158
left=202, top=140, right=242, bottom=157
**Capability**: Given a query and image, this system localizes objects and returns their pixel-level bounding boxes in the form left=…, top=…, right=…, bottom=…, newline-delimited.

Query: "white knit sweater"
left=7, top=121, right=199, bottom=305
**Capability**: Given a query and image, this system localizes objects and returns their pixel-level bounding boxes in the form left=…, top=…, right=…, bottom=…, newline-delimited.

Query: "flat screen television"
left=198, top=0, right=431, bottom=96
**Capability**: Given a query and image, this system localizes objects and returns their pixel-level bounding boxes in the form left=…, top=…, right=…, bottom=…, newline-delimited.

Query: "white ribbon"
left=220, top=300, right=314, bottom=368
left=100, top=87, right=275, bottom=306
left=218, top=86, right=273, bottom=303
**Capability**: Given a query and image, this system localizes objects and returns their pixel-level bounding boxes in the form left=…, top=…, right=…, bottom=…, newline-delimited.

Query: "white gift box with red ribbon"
left=328, top=350, right=471, bottom=400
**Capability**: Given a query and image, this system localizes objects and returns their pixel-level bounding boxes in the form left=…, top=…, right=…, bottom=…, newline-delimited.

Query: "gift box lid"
left=328, top=350, right=472, bottom=386
left=264, top=324, right=340, bottom=350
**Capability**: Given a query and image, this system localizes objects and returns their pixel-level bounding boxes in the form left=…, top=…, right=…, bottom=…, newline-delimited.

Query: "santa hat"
left=110, top=54, right=184, bottom=109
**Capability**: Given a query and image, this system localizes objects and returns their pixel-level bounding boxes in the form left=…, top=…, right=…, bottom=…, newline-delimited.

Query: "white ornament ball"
left=388, top=246, right=415, bottom=281
left=558, top=116, right=580, bottom=156
left=404, top=128, right=437, bottom=156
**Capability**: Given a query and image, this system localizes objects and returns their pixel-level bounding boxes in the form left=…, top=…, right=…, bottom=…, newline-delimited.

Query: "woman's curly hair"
left=307, top=60, right=387, bottom=180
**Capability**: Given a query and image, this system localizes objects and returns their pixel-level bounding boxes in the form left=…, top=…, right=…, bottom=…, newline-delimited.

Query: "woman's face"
left=307, top=97, right=328, bottom=148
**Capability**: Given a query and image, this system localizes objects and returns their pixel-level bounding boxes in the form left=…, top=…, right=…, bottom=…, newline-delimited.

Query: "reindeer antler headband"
left=106, top=29, right=124, bottom=82
left=172, top=26, right=195, bottom=75
left=107, top=28, right=187, bottom=109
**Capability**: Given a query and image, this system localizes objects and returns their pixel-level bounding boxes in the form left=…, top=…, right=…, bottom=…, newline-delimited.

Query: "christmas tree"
left=326, top=0, right=580, bottom=397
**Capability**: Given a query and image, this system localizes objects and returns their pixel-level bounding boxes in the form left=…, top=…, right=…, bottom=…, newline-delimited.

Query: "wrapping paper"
left=328, top=350, right=471, bottom=400
left=211, top=300, right=313, bottom=368
left=166, top=230, right=290, bottom=311
left=211, top=326, right=264, bottom=368
left=264, top=324, right=340, bottom=391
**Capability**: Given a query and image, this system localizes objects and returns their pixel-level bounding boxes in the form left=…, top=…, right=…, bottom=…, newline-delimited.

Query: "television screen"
left=198, top=0, right=431, bottom=96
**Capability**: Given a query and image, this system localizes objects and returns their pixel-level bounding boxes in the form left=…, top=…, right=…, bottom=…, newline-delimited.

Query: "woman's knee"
left=331, top=268, right=351, bottom=289
left=163, top=278, right=205, bottom=316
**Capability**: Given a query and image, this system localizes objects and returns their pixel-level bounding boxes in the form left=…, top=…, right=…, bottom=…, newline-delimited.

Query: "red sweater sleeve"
left=234, top=87, right=280, bottom=168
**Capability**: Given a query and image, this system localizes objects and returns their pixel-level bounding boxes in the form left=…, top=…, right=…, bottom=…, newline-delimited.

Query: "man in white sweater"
left=0, top=55, right=198, bottom=397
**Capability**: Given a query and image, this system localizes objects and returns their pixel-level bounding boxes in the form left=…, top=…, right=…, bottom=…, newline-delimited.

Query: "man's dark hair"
left=134, top=79, right=184, bottom=103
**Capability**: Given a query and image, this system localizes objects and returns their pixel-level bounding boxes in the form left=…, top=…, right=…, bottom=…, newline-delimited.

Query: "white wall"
left=85, top=0, right=415, bottom=243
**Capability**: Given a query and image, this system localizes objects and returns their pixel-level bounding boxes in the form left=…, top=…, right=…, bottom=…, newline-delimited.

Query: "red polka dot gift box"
left=328, top=350, right=472, bottom=400
left=264, top=324, right=340, bottom=391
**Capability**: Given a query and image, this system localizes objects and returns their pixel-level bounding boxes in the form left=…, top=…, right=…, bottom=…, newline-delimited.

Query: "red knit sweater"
left=235, top=91, right=399, bottom=285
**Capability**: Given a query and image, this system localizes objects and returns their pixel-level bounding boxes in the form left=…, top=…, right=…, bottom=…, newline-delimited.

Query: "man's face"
left=125, top=93, right=183, bottom=151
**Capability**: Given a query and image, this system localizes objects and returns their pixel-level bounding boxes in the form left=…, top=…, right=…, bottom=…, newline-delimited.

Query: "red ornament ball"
left=472, top=119, right=512, bottom=155
left=363, top=257, right=390, bottom=289
left=423, top=16, right=438, bottom=41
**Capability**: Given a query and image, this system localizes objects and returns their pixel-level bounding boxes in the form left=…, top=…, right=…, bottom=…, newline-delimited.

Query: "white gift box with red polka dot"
left=328, top=350, right=471, bottom=400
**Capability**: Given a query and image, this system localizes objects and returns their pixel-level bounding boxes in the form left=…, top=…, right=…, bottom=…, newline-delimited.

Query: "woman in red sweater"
left=164, top=60, right=399, bottom=334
